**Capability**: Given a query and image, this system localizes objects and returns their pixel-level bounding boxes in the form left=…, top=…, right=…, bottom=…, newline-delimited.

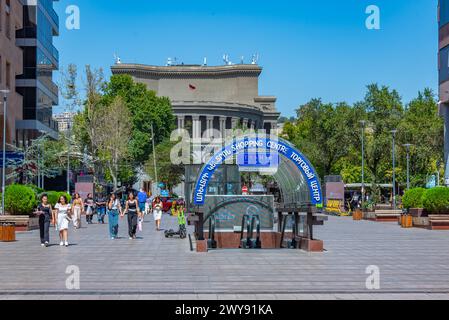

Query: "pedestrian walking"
left=137, top=188, right=147, bottom=216
left=72, top=193, right=84, bottom=229
left=146, top=192, right=154, bottom=215
left=96, top=194, right=107, bottom=224
left=124, top=192, right=141, bottom=240
left=36, top=194, right=54, bottom=247
left=107, top=193, right=122, bottom=240
left=55, top=195, right=72, bottom=247
left=85, top=193, right=95, bottom=224
left=153, top=196, right=163, bottom=231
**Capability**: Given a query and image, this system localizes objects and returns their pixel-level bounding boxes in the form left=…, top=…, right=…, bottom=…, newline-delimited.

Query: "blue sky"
left=54, top=0, right=439, bottom=117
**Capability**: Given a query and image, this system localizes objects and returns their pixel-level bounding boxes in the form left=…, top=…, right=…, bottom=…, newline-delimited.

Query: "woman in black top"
left=36, top=194, right=54, bottom=247
left=124, top=192, right=141, bottom=240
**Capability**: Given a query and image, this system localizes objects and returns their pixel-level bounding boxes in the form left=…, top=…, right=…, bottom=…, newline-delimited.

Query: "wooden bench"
left=325, top=199, right=349, bottom=217
left=429, top=215, right=449, bottom=230
left=373, top=210, right=402, bottom=222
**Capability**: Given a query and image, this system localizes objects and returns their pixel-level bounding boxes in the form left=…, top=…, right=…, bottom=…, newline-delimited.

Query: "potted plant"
left=422, top=187, right=449, bottom=214
left=0, top=184, right=39, bottom=232
left=402, top=188, right=426, bottom=218
left=401, top=188, right=427, bottom=228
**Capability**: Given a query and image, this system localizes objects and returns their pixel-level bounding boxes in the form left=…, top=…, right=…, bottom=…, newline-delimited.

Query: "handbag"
left=138, top=218, right=143, bottom=232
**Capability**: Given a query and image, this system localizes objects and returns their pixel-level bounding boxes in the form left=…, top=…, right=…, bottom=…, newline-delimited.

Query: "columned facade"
left=111, top=63, right=281, bottom=143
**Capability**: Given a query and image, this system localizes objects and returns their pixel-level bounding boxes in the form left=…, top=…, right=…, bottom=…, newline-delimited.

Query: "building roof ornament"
left=111, top=63, right=263, bottom=78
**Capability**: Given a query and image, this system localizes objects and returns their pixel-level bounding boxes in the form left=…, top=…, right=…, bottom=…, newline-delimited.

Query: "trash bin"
left=0, top=222, right=16, bottom=242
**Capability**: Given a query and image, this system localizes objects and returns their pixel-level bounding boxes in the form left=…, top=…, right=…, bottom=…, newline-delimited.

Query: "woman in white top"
left=55, top=195, right=72, bottom=247
left=152, top=196, right=163, bottom=231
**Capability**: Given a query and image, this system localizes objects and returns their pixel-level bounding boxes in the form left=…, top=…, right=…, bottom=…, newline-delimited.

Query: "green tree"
left=102, top=75, right=175, bottom=164
left=283, top=99, right=360, bottom=178
left=144, top=138, right=184, bottom=192
left=93, top=96, right=132, bottom=191
left=397, top=89, right=443, bottom=187
left=363, top=84, right=404, bottom=183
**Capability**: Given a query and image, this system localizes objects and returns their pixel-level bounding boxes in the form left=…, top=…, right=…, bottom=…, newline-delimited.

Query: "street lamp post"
left=66, top=124, right=71, bottom=195
left=151, top=124, right=158, bottom=196
left=37, top=142, right=40, bottom=189
left=1, top=90, right=10, bottom=216
left=403, top=144, right=412, bottom=190
left=391, top=129, right=397, bottom=211
left=360, top=120, right=367, bottom=211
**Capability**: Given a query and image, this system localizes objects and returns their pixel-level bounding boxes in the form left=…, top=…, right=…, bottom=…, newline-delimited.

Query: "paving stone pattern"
left=1, top=214, right=449, bottom=299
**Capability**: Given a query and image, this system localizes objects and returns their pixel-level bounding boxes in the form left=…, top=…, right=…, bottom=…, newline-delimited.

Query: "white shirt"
left=55, top=203, right=71, bottom=215
left=110, top=199, right=120, bottom=210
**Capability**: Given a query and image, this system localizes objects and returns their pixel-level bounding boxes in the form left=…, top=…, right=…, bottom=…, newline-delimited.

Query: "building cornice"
left=111, top=63, right=263, bottom=78
left=254, top=96, right=277, bottom=103
left=171, top=101, right=266, bottom=118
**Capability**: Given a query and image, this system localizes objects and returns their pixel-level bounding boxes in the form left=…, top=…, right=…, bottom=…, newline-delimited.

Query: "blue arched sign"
left=193, top=137, right=323, bottom=207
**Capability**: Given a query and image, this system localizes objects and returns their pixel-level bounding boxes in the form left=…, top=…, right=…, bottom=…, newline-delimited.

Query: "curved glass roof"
left=235, top=136, right=314, bottom=207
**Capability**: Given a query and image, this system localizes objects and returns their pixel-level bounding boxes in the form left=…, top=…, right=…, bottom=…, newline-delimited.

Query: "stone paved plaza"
left=1, top=214, right=449, bottom=300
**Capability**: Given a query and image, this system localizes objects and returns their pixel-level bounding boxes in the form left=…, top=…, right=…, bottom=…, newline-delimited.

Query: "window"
left=6, top=62, right=11, bottom=89
left=440, top=46, right=449, bottom=84
left=5, top=0, right=11, bottom=39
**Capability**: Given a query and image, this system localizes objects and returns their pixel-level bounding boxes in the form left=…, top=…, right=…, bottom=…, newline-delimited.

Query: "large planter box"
left=409, top=208, right=428, bottom=218
left=413, top=217, right=430, bottom=228
left=0, top=215, right=39, bottom=231
left=363, top=211, right=376, bottom=221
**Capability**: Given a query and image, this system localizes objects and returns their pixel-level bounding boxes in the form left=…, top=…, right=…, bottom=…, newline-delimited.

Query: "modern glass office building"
left=15, top=0, right=59, bottom=145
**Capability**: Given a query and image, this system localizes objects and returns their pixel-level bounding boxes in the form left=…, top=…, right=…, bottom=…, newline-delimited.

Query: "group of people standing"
left=36, top=189, right=167, bottom=247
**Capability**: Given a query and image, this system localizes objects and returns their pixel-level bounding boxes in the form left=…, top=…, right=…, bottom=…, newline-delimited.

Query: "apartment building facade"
left=15, top=0, right=59, bottom=145
left=439, top=0, right=449, bottom=184
left=0, top=0, right=23, bottom=147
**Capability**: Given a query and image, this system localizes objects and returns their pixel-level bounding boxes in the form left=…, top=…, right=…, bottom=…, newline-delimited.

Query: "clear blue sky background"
left=54, top=0, right=439, bottom=117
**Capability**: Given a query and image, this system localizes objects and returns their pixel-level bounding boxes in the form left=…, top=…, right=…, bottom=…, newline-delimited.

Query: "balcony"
left=39, top=0, right=60, bottom=35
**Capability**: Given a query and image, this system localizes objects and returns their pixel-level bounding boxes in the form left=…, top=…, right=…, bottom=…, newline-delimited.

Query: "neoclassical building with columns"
left=111, top=62, right=280, bottom=140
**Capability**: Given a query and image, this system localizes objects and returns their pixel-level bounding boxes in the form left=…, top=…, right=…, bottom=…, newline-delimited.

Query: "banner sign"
left=0, top=151, right=24, bottom=166
left=193, top=137, right=322, bottom=207
left=237, top=151, right=280, bottom=173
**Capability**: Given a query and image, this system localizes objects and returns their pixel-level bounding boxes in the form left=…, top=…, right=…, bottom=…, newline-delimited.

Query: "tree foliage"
left=283, top=84, right=443, bottom=188
left=102, top=75, right=175, bottom=164
left=144, top=138, right=184, bottom=192
left=70, top=70, right=175, bottom=189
